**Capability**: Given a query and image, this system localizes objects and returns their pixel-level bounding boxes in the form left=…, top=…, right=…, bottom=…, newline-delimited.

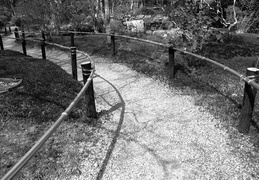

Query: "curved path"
left=2, top=35, right=258, bottom=179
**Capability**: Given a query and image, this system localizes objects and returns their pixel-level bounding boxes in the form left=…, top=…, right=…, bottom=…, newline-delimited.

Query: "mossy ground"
left=0, top=50, right=105, bottom=179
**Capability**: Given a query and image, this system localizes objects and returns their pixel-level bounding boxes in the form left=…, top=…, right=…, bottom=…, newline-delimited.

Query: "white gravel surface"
left=3, top=35, right=259, bottom=180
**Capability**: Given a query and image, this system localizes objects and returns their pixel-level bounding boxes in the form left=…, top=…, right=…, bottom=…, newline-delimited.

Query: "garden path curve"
left=2, top=35, right=257, bottom=180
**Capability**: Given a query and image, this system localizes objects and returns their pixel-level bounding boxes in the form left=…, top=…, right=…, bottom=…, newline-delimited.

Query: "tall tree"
left=103, top=0, right=111, bottom=43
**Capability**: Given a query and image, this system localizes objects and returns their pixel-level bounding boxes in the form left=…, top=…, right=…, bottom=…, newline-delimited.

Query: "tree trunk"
left=131, top=0, right=134, bottom=11
left=237, top=12, right=255, bottom=33
left=101, top=0, right=105, bottom=17
left=9, top=0, right=16, bottom=16
left=104, top=0, right=111, bottom=43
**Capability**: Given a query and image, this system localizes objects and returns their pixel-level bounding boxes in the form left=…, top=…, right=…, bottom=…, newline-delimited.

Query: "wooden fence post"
left=4, top=27, right=7, bottom=35
left=22, top=30, right=27, bottom=56
left=239, top=67, right=259, bottom=134
left=41, top=31, right=46, bottom=59
left=70, top=32, right=75, bottom=47
left=111, top=32, right=116, bottom=56
left=14, top=28, right=19, bottom=40
left=168, top=46, right=175, bottom=79
left=71, top=46, right=77, bottom=81
left=70, top=33, right=77, bottom=80
left=69, top=33, right=77, bottom=80
left=81, top=62, right=97, bottom=119
left=0, top=35, right=4, bottom=50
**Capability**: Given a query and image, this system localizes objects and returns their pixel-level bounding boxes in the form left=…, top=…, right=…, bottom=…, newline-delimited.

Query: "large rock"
left=153, top=28, right=183, bottom=39
left=125, top=19, right=145, bottom=33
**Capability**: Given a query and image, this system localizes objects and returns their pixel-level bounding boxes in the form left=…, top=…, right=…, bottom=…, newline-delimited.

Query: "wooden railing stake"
left=111, top=32, right=116, bottom=56
left=14, top=27, right=19, bottom=40
left=169, top=46, right=175, bottom=79
left=81, top=62, right=97, bottom=119
left=239, top=67, right=259, bottom=134
left=70, top=32, right=77, bottom=80
left=71, top=47, right=77, bottom=80
left=0, top=35, right=4, bottom=50
left=41, top=31, right=46, bottom=59
left=4, top=27, right=7, bottom=35
left=70, top=32, right=75, bottom=47
left=22, top=30, right=27, bottom=56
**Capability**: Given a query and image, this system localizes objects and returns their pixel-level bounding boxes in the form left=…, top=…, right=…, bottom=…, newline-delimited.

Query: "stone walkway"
left=2, top=35, right=258, bottom=180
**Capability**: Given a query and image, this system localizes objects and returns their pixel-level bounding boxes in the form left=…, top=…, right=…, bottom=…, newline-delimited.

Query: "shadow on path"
left=95, top=74, right=125, bottom=180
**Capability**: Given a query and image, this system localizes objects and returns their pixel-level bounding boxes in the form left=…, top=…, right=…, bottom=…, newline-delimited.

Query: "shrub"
left=134, top=7, right=156, bottom=16
left=110, top=19, right=125, bottom=33
left=76, top=24, right=94, bottom=32
left=248, top=20, right=259, bottom=33
left=10, top=16, right=22, bottom=27
left=0, top=20, right=4, bottom=28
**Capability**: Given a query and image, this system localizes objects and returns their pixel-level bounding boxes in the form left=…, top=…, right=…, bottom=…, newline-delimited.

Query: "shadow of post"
left=95, top=74, right=125, bottom=180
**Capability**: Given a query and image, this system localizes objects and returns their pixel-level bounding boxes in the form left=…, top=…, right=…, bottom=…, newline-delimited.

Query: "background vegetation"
left=0, top=0, right=259, bottom=49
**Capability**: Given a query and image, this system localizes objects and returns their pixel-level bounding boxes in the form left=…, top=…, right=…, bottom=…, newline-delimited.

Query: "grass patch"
left=0, top=50, right=111, bottom=179
left=0, top=50, right=84, bottom=122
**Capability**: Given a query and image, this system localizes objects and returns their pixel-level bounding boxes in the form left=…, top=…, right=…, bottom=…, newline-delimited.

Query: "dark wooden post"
left=81, top=62, right=97, bottom=119
left=70, top=32, right=77, bottom=80
left=70, top=32, right=75, bottom=47
left=111, top=32, right=116, bottom=56
left=71, top=47, right=77, bottom=80
left=239, top=67, right=259, bottom=134
left=0, top=35, right=4, bottom=50
left=71, top=46, right=77, bottom=80
left=168, top=46, right=175, bottom=79
left=14, top=28, right=19, bottom=40
left=42, top=31, right=46, bottom=41
left=4, top=27, right=7, bottom=35
left=22, top=30, right=27, bottom=56
left=41, top=31, right=46, bottom=59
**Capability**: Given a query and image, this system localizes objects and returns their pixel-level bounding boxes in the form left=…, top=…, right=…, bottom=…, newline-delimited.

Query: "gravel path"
left=3, top=35, right=258, bottom=179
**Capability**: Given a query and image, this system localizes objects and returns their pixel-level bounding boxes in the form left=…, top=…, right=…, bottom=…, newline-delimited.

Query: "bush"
left=0, top=20, right=4, bottom=28
left=110, top=19, right=125, bottom=33
left=10, top=16, right=22, bottom=27
left=134, top=7, right=156, bottom=16
left=248, top=20, right=259, bottom=33
left=76, top=24, right=94, bottom=32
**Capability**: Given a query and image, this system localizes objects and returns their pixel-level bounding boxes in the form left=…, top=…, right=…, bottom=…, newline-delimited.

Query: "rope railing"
left=1, top=70, right=95, bottom=180
left=59, top=30, right=110, bottom=36
left=174, top=47, right=259, bottom=90
left=15, top=30, right=42, bottom=35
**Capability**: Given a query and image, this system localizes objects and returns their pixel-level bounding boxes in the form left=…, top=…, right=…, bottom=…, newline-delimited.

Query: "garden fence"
left=0, top=26, right=259, bottom=179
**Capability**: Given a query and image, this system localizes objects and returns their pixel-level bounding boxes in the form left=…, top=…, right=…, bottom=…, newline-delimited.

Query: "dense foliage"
left=1, top=0, right=258, bottom=49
